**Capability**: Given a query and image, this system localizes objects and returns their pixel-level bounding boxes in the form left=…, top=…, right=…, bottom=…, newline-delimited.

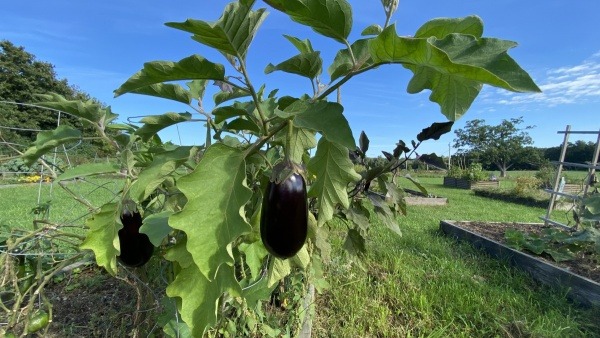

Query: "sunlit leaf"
left=140, top=211, right=174, bottom=246
left=283, top=34, right=315, bottom=53
left=361, top=24, right=382, bottom=36
left=308, top=138, right=361, bottom=226
left=214, top=88, right=251, bottom=106
left=239, top=241, right=269, bottom=279
left=280, top=99, right=355, bottom=149
left=35, top=93, right=117, bottom=125
left=135, top=112, right=192, bottom=142
left=369, top=25, right=540, bottom=120
left=166, top=262, right=240, bottom=337
left=129, top=146, right=195, bottom=203
left=80, top=202, right=120, bottom=276
left=22, top=125, right=81, bottom=166
left=57, top=163, right=121, bottom=181
left=129, top=83, right=192, bottom=104
left=169, top=144, right=252, bottom=280
left=264, top=0, right=353, bottom=44
left=265, top=51, right=323, bottom=79
left=114, top=55, right=225, bottom=97
left=329, top=38, right=372, bottom=81
left=414, top=16, right=483, bottom=39
left=166, top=2, right=268, bottom=61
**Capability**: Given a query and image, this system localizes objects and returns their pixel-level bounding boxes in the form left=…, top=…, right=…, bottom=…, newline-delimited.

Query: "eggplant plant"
left=11, top=0, right=541, bottom=336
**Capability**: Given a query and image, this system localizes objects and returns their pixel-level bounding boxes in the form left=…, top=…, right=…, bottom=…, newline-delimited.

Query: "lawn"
left=1, top=174, right=598, bottom=337
left=313, top=175, right=600, bottom=337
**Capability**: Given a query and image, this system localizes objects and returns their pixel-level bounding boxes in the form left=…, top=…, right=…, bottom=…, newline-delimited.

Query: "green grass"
left=0, top=178, right=120, bottom=229
left=313, top=176, right=600, bottom=337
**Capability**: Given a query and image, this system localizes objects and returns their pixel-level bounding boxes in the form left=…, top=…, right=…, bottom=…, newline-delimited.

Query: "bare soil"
left=453, top=221, right=600, bottom=284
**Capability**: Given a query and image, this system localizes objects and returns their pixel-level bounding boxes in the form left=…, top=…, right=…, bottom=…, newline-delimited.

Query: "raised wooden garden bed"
left=405, top=196, right=448, bottom=206
left=439, top=220, right=600, bottom=308
left=443, top=177, right=499, bottom=190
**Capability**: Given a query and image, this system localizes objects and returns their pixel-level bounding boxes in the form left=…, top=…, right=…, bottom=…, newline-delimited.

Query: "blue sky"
left=2, top=0, right=599, bottom=158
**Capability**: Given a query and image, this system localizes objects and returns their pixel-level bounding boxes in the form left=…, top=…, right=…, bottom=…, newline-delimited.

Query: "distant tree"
left=0, top=40, right=112, bottom=158
left=453, top=117, right=534, bottom=177
left=543, top=140, right=597, bottom=168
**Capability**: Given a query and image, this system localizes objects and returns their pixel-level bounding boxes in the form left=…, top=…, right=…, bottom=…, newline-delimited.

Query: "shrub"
left=513, top=176, right=542, bottom=197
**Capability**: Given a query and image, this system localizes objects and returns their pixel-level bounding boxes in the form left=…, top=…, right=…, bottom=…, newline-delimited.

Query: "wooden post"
left=546, top=125, right=570, bottom=224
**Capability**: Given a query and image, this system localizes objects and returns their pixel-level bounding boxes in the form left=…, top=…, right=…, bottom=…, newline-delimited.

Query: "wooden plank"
left=440, top=220, right=600, bottom=308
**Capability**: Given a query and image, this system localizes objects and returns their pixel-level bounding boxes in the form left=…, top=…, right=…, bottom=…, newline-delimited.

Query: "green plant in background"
left=2, top=0, right=542, bottom=336
left=513, top=175, right=543, bottom=197
left=448, top=162, right=488, bottom=182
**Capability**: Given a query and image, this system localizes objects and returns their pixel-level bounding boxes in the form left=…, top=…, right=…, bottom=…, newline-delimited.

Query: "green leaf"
left=214, top=88, right=251, bottom=106
left=264, top=0, right=353, bottom=44
left=414, top=16, right=483, bottom=39
left=361, top=24, right=382, bottom=36
left=166, top=2, right=268, bottom=61
left=135, top=112, right=192, bottom=142
left=242, top=274, right=276, bottom=308
left=367, top=192, right=401, bottom=236
left=329, top=38, right=372, bottom=81
left=283, top=34, right=315, bottom=53
left=239, top=241, right=268, bottom=279
left=212, top=105, right=249, bottom=124
left=57, top=163, right=121, bottom=181
left=35, top=93, right=117, bottom=125
left=140, top=211, right=174, bottom=246
left=169, top=144, right=252, bottom=280
left=308, top=138, right=361, bottom=226
left=80, top=202, right=120, bottom=276
left=129, top=83, right=192, bottom=104
left=226, top=118, right=260, bottom=134
left=22, top=125, right=82, bottom=166
left=267, top=258, right=291, bottom=288
left=343, top=205, right=370, bottom=233
left=275, top=125, right=317, bottom=163
left=187, top=79, right=208, bottom=101
left=129, top=146, right=195, bottom=203
left=281, top=100, right=355, bottom=150
left=157, top=297, right=192, bottom=338
left=343, top=228, right=366, bottom=255
left=369, top=25, right=541, bottom=120
left=114, top=55, right=225, bottom=97
left=265, top=51, right=323, bottom=79
left=166, top=263, right=240, bottom=337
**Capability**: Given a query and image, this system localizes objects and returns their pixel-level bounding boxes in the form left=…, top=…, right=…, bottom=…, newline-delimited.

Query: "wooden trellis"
left=541, top=125, right=600, bottom=229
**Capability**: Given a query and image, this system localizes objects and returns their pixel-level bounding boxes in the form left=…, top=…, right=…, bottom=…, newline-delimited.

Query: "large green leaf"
left=114, top=55, right=225, bottom=97
left=369, top=25, right=541, bottom=120
left=57, top=163, right=121, bottom=181
left=80, top=202, right=120, bottom=276
left=265, top=51, right=323, bottom=79
left=214, top=88, right=251, bottom=106
left=264, top=0, right=352, bottom=44
left=140, top=211, right=174, bottom=246
left=166, top=245, right=240, bottom=337
left=129, top=146, right=195, bottom=203
left=35, top=93, right=117, bottom=125
left=129, top=83, right=192, bottom=104
left=307, top=138, right=361, bottom=226
left=169, top=144, right=252, bottom=280
left=279, top=99, right=355, bottom=150
left=414, top=16, right=483, bottom=39
left=274, top=125, right=317, bottom=163
left=22, top=125, right=82, bottom=166
left=166, top=2, right=267, bottom=61
left=135, top=112, right=192, bottom=142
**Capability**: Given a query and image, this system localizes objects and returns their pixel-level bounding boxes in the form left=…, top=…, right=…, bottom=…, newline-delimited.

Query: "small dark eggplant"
left=118, top=209, right=154, bottom=267
left=260, top=172, right=308, bottom=259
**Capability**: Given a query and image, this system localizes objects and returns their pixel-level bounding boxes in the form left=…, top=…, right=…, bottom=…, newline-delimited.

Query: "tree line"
left=0, top=40, right=113, bottom=162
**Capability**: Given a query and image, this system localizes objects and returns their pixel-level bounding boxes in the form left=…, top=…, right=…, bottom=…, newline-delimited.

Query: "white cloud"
left=486, top=51, right=600, bottom=107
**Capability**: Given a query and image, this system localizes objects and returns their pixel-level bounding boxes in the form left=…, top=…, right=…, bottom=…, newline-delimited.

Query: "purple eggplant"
left=118, top=209, right=153, bottom=267
left=260, top=172, right=308, bottom=259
